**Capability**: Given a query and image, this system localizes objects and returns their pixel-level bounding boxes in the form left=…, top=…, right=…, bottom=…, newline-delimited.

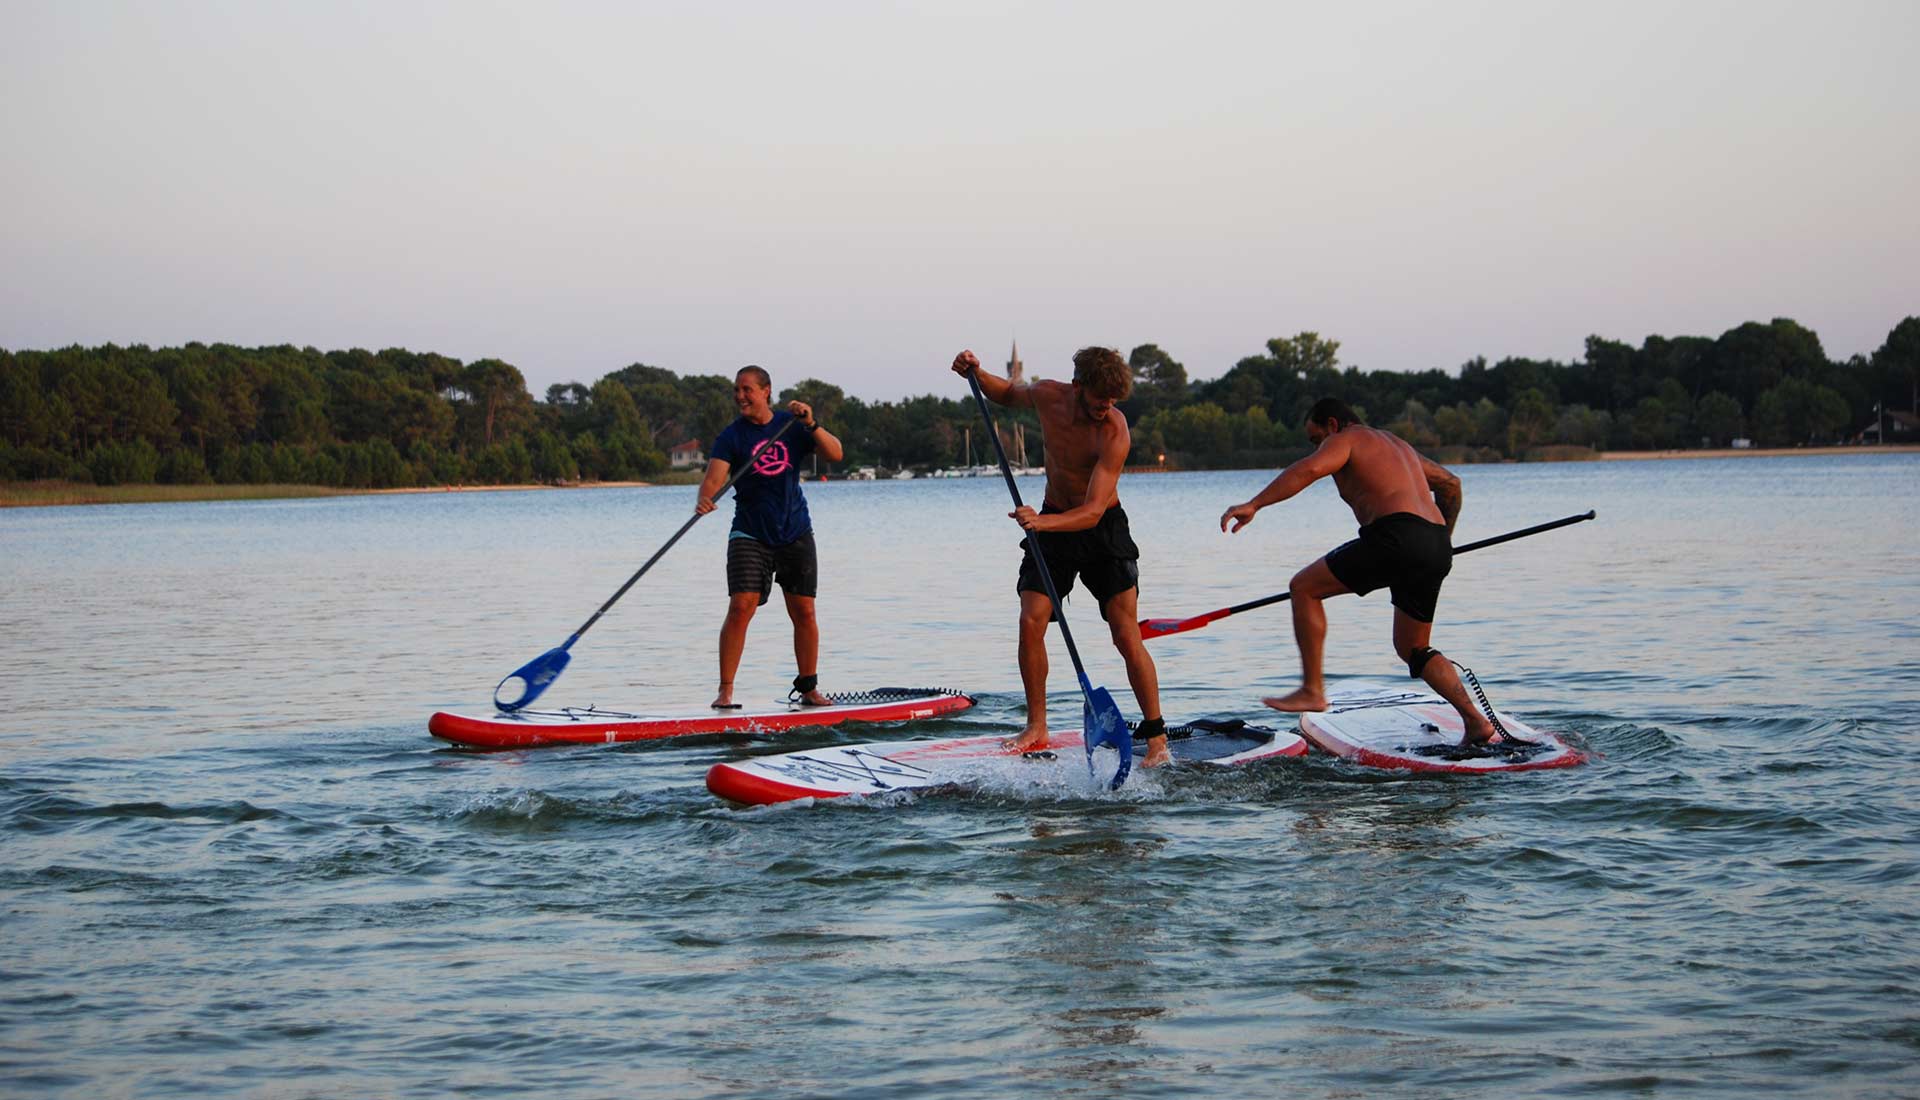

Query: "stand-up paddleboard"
left=706, top=718, right=1306, bottom=805
left=429, top=687, right=975, bottom=750
left=1298, top=682, right=1587, bottom=773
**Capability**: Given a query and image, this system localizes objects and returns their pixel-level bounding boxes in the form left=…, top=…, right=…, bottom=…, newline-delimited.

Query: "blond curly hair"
left=1071, top=347, right=1132, bottom=400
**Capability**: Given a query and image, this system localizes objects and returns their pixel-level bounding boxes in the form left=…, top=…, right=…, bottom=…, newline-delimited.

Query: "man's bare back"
left=1324, top=424, right=1452, bottom=529
left=1222, top=420, right=1459, bottom=536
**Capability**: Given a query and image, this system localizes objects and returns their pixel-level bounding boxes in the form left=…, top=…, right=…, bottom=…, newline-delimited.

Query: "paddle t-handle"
left=965, top=369, right=1132, bottom=789
left=492, top=414, right=804, bottom=712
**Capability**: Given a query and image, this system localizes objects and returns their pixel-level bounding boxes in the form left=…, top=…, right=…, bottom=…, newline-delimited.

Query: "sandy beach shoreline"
left=366, top=480, right=656, bottom=495
left=1596, top=444, right=1920, bottom=461
left=0, top=478, right=666, bottom=508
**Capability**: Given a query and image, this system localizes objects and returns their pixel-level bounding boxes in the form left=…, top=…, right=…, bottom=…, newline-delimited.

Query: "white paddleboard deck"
left=707, top=718, right=1306, bottom=805
left=1298, top=681, right=1587, bottom=773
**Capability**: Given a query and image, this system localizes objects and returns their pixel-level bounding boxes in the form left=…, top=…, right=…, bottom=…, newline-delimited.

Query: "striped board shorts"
left=726, top=531, right=818, bottom=604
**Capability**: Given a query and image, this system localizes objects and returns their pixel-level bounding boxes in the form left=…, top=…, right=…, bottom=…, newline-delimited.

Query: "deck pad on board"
left=706, top=718, right=1306, bottom=805
left=428, top=687, right=974, bottom=749
left=1297, top=682, right=1586, bottom=773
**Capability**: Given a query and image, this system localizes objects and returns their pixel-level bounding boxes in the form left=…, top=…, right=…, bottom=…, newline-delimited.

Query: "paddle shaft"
left=964, top=372, right=1097, bottom=687
left=564, top=414, right=802, bottom=646
left=1144, top=509, right=1597, bottom=635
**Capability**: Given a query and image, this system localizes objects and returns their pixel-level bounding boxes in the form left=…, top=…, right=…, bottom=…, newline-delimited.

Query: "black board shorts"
left=1324, top=512, right=1452, bottom=623
left=1016, top=504, right=1140, bottom=619
left=727, top=531, right=818, bottom=604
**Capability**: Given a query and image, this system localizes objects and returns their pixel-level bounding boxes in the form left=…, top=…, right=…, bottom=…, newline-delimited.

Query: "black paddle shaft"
left=1220, top=509, right=1598, bottom=617
left=965, top=371, right=1096, bottom=684
left=565, top=414, right=802, bottom=644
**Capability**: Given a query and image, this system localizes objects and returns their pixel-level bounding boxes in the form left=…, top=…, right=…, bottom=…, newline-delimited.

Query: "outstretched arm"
left=1221, top=432, right=1350, bottom=532
left=1422, top=455, right=1462, bottom=535
left=951, top=349, right=1031, bottom=408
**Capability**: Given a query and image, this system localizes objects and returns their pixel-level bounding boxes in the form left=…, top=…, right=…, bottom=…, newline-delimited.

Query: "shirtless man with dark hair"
left=953, top=346, right=1170, bottom=767
left=1220, top=397, right=1500, bottom=746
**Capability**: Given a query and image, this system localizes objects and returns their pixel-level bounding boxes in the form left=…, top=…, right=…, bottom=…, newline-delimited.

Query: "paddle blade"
left=1138, top=608, right=1226, bottom=640
left=1139, top=616, right=1200, bottom=638
left=494, top=647, right=571, bottom=712
left=1081, top=685, right=1133, bottom=790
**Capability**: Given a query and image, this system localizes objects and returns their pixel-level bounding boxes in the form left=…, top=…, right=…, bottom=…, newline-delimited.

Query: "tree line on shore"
left=1, top=316, right=1914, bottom=488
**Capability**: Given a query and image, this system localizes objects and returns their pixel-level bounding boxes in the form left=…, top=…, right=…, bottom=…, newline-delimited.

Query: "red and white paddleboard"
left=706, top=718, right=1307, bottom=805
left=428, top=687, right=974, bottom=750
left=1298, top=682, right=1588, bottom=773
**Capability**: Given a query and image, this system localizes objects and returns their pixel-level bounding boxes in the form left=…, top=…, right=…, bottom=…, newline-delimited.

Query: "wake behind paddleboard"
left=705, top=718, right=1306, bottom=805
left=428, top=687, right=975, bottom=750
left=1298, top=682, right=1587, bottom=773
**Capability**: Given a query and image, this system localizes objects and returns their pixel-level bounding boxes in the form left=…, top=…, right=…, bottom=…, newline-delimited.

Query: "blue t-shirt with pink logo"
left=712, top=411, right=816, bottom=545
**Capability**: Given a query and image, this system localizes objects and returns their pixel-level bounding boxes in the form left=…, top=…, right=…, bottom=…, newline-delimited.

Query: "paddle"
left=492, top=415, right=802, bottom=711
left=1139, top=510, right=1597, bottom=640
left=965, top=370, right=1134, bottom=790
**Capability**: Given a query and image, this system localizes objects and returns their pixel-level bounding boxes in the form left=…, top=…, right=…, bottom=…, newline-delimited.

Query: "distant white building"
left=1860, top=410, right=1919, bottom=443
left=669, top=439, right=705, bottom=468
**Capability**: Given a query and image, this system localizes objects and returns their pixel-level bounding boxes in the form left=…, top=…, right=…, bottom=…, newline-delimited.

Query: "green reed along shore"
left=0, top=481, right=356, bottom=508
left=0, top=476, right=704, bottom=508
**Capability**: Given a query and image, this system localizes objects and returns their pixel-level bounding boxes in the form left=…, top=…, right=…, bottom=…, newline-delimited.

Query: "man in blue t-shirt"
left=696, top=365, right=845, bottom=709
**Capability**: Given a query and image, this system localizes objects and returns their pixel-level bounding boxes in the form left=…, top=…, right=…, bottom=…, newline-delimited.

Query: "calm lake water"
left=3, top=454, right=1917, bottom=1099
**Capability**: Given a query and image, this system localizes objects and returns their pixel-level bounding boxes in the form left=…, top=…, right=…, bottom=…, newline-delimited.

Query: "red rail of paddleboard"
left=428, top=691, right=974, bottom=750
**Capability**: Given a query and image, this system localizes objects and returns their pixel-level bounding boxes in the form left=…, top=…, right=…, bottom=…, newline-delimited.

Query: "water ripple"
left=4, top=459, right=1919, bottom=1098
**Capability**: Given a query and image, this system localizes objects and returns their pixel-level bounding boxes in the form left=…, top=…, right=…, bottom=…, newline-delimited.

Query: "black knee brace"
left=1407, top=646, right=1442, bottom=678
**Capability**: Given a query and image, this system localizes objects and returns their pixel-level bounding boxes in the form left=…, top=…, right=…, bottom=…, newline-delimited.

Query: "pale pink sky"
left=3, top=1, right=1914, bottom=399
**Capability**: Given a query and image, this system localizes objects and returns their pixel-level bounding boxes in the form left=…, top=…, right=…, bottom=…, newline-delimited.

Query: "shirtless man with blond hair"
left=1220, top=397, right=1500, bottom=746
left=953, top=347, right=1170, bottom=767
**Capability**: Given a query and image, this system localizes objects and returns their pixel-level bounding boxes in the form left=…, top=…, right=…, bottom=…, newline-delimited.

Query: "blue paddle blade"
left=494, top=646, right=571, bottom=712
left=1081, top=684, right=1133, bottom=790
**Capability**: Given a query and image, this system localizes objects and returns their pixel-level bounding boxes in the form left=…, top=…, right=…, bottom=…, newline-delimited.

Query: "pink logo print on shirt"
left=751, top=440, right=792, bottom=477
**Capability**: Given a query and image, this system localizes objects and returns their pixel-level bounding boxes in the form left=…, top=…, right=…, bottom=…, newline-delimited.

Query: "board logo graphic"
left=752, top=440, right=792, bottom=476
left=754, top=749, right=931, bottom=789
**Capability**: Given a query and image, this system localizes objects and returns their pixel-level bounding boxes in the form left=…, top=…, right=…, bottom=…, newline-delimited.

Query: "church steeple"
left=1006, top=339, right=1024, bottom=384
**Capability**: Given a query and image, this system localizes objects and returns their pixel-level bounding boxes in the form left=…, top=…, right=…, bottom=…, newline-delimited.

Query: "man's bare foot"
left=1460, top=711, right=1500, bottom=746
left=711, top=684, right=741, bottom=710
left=1004, top=727, right=1049, bottom=753
left=1141, top=735, right=1171, bottom=768
left=1262, top=686, right=1328, bottom=713
left=797, top=689, right=832, bottom=707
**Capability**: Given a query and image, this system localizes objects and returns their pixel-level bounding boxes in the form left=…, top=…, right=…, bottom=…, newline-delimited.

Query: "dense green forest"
left=1130, top=316, right=1918, bottom=468
left=2, top=316, right=1915, bottom=488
